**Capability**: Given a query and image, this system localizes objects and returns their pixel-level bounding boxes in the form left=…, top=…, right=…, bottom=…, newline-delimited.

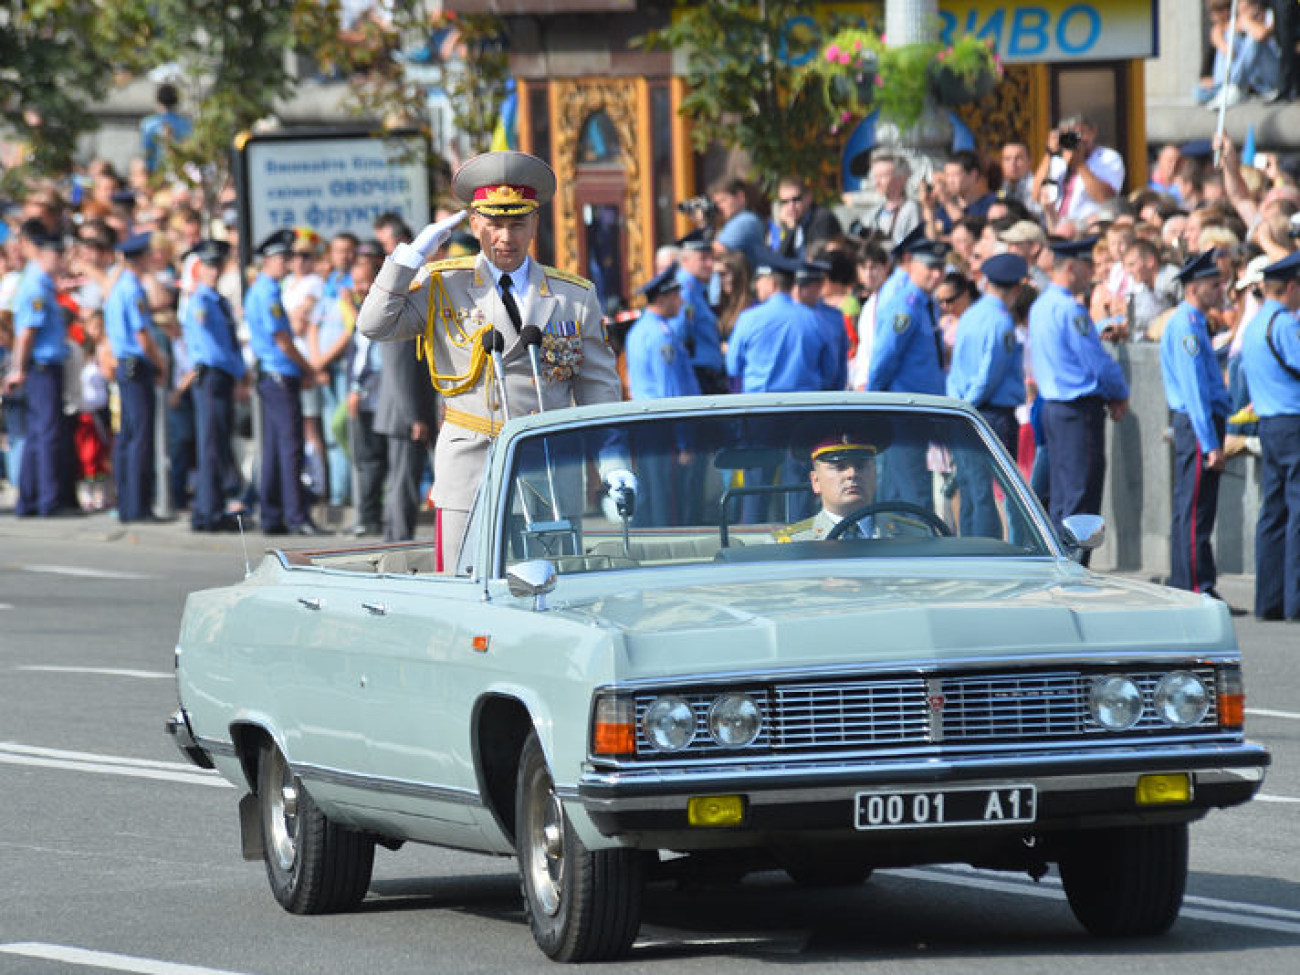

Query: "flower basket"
left=930, top=62, right=998, bottom=105
left=928, top=36, right=1002, bottom=107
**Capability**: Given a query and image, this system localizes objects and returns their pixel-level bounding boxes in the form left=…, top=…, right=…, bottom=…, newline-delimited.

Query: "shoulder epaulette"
left=774, top=517, right=815, bottom=544
left=411, top=256, right=477, bottom=292
left=543, top=266, right=594, bottom=290
left=425, top=256, right=477, bottom=273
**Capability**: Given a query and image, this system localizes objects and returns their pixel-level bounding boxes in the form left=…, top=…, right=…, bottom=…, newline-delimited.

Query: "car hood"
left=557, top=561, right=1233, bottom=679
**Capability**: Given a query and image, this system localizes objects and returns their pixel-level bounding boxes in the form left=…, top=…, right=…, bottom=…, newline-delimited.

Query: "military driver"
left=777, top=435, right=880, bottom=541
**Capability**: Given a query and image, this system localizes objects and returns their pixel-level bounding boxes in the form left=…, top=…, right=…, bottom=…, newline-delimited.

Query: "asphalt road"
left=1, top=518, right=1297, bottom=974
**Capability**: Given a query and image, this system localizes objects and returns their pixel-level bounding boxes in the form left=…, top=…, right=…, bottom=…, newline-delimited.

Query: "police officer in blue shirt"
left=245, top=228, right=323, bottom=535
left=1160, top=249, right=1232, bottom=596
left=626, top=265, right=701, bottom=525
left=1239, top=250, right=1300, bottom=619
left=105, top=231, right=166, bottom=522
left=1027, top=236, right=1129, bottom=546
left=183, top=239, right=246, bottom=532
left=793, top=260, right=849, bottom=390
left=672, top=232, right=727, bottom=393
left=869, top=232, right=947, bottom=509
left=948, top=252, right=1027, bottom=537
left=726, top=254, right=838, bottom=521
left=3, top=221, right=68, bottom=517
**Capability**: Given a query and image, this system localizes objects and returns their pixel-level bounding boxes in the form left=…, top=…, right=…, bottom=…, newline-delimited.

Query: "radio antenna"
left=237, top=512, right=252, bottom=577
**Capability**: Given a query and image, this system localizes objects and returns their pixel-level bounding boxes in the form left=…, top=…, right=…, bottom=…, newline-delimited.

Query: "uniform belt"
left=443, top=406, right=503, bottom=438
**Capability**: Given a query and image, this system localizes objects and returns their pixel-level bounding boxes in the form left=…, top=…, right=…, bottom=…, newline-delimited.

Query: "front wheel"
left=257, top=740, right=375, bottom=914
left=1058, top=823, right=1187, bottom=937
left=516, top=732, right=644, bottom=962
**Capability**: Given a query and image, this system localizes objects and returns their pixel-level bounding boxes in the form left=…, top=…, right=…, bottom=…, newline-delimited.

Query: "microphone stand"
left=520, top=326, right=562, bottom=522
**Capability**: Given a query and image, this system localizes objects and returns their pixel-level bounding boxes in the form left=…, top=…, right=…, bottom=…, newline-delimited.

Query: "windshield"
left=497, top=406, right=1051, bottom=575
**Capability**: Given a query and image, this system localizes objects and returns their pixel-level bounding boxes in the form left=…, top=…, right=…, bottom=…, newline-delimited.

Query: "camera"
left=676, top=195, right=717, bottom=220
left=1058, top=130, right=1082, bottom=152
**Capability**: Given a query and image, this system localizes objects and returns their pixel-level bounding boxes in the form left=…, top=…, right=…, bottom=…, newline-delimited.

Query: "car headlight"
left=708, top=693, right=762, bottom=747
left=1089, top=675, right=1143, bottom=730
left=1153, top=671, right=1210, bottom=727
left=642, top=696, right=696, bottom=751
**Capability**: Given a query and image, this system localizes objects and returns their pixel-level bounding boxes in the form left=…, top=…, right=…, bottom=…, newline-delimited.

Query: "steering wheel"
left=825, top=501, right=952, bottom=540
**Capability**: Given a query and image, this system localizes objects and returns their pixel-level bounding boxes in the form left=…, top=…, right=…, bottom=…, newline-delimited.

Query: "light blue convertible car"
left=168, top=393, right=1269, bottom=962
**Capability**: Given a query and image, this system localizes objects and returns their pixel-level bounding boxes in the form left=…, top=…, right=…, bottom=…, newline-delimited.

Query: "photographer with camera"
left=1033, top=114, right=1125, bottom=236
left=709, top=177, right=768, bottom=273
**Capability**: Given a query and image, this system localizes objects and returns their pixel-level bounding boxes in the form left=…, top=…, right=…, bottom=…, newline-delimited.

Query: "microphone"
left=519, top=325, right=546, bottom=413
left=482, top=328, right=511, bottom=419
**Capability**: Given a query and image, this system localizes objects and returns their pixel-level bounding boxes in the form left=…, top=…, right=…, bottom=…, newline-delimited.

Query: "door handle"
left=297, top=597, right=322, bottom=611
left=362, top=602, right=388, bottom=616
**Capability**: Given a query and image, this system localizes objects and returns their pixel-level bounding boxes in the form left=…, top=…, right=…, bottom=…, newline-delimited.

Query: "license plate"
left=854, top=784, right=1036, bottom=830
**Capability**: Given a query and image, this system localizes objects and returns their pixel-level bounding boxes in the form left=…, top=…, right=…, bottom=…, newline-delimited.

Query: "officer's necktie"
left=499, top=273, right=524, bottom=332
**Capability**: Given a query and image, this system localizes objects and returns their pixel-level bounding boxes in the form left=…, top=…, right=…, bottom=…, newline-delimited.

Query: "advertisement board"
left=233, top=128, right=432, bottom=269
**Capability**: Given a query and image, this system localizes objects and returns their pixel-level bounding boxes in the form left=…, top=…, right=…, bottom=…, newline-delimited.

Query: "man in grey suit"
left=374, top=328, right=438, bottom=541
left=357, top=150, right=632, bottom=567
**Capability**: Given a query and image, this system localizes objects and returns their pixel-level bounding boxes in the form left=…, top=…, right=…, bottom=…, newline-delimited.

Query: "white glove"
left=604, top=469, right=638, bottom=519
left=394, top=210, right=468, bottom=269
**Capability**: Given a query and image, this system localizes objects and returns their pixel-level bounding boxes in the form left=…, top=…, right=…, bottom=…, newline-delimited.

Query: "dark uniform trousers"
left=1169, top=412, right=1226, bottom=593
left=1042, top=396, right=1106, bottom=535
left=193, top=367, right=237, bottom=529
left=257, top=372, right=308, bottom=530
left=15, top=362, right=63, bottom=517
left=1255, top=414, right=1300, bottom=619
left=348, top=409, right=387, bottom=533
left=957, top=405, right=1018, bottom=539
left=114, top=359, right=156, bottom=522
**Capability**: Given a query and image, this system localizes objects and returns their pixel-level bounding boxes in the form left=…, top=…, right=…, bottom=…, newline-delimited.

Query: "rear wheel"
left=257, top=741, right=375, bottom=914
left=1058, top=823, right=1187, bottom=937
left=516, top=732, right=644, bottom=962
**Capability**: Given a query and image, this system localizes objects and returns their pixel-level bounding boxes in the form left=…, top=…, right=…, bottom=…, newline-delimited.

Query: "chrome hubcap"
left=525, top=771, right=565, bottom=917
left=266, top=752, right=299, bottom=872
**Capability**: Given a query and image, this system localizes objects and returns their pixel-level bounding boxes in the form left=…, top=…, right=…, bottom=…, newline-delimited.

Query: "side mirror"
left=1060, top=514, right=1105, bottom=562
left=507, top=559, right=558, bottom=611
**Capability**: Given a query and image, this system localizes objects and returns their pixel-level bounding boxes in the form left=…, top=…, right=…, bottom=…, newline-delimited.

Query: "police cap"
left=638, top=263, right=682, bottom=302
left=754, top=252, right=799, bottom=278
left=191, top=239, right=231, bottom=267
left=810, top=433, right=884, bottom=464
left=118, top=231, right=152, bottom=258
left=1175, top=248, right=1222, bottom=285
left=794, top=260, right=831, bottom=283
left=1262, top=250, right=1300, bottom=282
left=21, top=219, right=64, bottom=252
left=893, top=226, right=949, bottom=266
left=676, top=229, right=712, bottom=252
left=981, top=253, right=1029, bottom=287
left=1048, top=236, right=1099, bottom=261
left=256, top=228, right=295, bottom=259
left=452, top=150, right=556, bottom=217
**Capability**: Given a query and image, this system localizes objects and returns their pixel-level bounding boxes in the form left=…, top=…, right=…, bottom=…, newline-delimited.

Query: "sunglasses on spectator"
left=778, top=194, right=804, bottom=205
left=936, top=294, right=959, bottom=306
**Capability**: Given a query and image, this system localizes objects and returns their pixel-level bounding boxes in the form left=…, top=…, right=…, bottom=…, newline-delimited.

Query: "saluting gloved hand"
left=394, top=210, right=468, bottom=269
left=604, top=469, right=638, bottom=520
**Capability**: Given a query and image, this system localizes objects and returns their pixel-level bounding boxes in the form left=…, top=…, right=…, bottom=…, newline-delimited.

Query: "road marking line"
left=0, top=743, right=230, bottom=789
left=0, top=602, right=13, bottom=610
left=15, top=665, right=172, bottom=680
left=1247, top=707, right=1300, bottom=721
left=21, top=564, right=152, bottom=580
left=1255, top=794, right=1300, bottom=804
left=0, top=942, right=251, bottom=974
left=902, top=866, right=1300, bottom=935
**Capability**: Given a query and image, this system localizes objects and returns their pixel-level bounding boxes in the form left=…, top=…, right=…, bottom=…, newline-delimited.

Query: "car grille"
left=632, top=667, right=1220, bottom=757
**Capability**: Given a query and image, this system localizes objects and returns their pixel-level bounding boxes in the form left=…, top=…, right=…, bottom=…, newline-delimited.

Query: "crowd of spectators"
left=5, top=53, right=1300, bottom=570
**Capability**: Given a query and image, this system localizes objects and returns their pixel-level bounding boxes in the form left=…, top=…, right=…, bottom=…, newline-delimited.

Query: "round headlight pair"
left=1089, top=672, right=1209, bottom=730
left=641, top=693, right=762, bottom=751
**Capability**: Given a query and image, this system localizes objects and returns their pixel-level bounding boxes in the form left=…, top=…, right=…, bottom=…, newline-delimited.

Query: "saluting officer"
left=1027, top=237, right=1129, bottom=545
left=356, top=150, right=627, bottom=565
left=246, top=228, right=322, bottom=536
left=948, top=252, right=1027, bottom=538
left=869, top=232, right=947, bottom=509
left=1239, top=250, right=1300, bottom=620
left=4, top=221, right=67, bottom=517
left=672, top=232, right=726, bottom=393
left=105, top=232, right=166, bottom=522
left=184, top=239, right=245, bottom=532
left=1159, top=250, right=1232, bottom=596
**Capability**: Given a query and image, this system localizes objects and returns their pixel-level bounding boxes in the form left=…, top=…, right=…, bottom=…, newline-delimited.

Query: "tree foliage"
left=0, top=0, right=153, bottom=186
left=634, top=0, right=847, bottom=199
